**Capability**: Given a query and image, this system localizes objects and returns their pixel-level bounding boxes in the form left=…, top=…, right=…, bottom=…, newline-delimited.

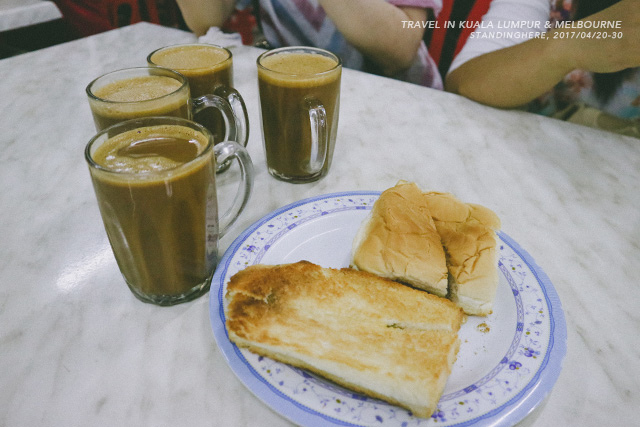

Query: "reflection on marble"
left=1, top=22, right=639, bottom=427
left=0, top=0, right=61, bottom=32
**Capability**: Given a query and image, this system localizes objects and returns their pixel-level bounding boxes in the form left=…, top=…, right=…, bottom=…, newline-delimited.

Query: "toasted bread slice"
left=225, top=261, right=464, bottom=419
left=351, top=182, right=449, bottom=297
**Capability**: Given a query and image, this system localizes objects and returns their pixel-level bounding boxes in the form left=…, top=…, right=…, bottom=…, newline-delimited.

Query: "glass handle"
left=214, top=141, right=254, bottom=236
left=305, top=98, right=328, bottom=175
left=192, top=94, right=238, bottom=143
left=214, top=85, right=250, bottom=149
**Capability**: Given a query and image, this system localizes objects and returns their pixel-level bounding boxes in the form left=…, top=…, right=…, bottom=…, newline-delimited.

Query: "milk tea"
left=88, top=124, right=218, bottom=304
left=258, top=51, right=341, bottom=182
left=149, top=45, right=233, bottom=143
left=88, top=73, right=190, bottom=131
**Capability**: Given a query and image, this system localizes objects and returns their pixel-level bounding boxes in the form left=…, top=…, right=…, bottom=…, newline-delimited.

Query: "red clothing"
left=427, top=0, right=493, bottom=78
left=53, top=0, right=161, bottom=37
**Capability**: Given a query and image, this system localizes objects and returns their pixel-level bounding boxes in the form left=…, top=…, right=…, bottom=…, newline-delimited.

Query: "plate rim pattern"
left=210, top=191, right=567, bottom=427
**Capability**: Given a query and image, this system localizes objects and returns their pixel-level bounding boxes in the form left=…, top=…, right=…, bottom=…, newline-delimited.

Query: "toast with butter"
left=225, top=261, right=464, bottom=419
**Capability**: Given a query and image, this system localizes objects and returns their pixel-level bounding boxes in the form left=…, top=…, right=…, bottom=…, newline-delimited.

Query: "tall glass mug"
left=85, top=117, right=254, bottom=306
left=86, top=66, right=241, bottom=172
left=147, top=44, right=249, bottom=151
left=257, top=47, right=342, bottom=183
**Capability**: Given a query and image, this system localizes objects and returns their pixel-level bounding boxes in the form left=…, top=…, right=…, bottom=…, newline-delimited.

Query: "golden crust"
left=351, top=182, right=449, bottom=297
left=423, top=191, right=500, bottom=316
left=225, top=261, right=464, bottom=418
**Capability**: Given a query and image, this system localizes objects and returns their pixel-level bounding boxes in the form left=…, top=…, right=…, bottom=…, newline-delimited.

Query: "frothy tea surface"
left=148, top=45, right=234, bottom=142
left=258, top=51, right=341, bottom=181
left=92, top=125, right=207, bottom=174
left=94, top=76, right=182, bottom=102
left=260, top=52, right=338, bottom=75
left=151, top=45, right=230, bottom=70
left=88, top=124, right=217, bottom=302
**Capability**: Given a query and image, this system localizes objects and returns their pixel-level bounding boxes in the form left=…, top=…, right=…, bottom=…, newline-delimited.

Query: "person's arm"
left=446, top=36, right=575, bottom=108
left=446, top=0, right=640, bottom=108
left=318, top=0, right=430, bottom=75
left=175, top=0, right=237, bottom=36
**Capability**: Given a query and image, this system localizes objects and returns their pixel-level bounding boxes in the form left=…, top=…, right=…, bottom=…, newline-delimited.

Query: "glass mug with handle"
left=257, top=46, right=342, bottom=183
left=86, top=66, right=241, bottom=172
left=85, top=116, right=254, bottom=306
left=147, top=43, right=249, bottom=153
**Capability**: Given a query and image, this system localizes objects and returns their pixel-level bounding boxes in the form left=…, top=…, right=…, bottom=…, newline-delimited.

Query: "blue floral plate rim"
left=209, top=191, right=567, bottom=427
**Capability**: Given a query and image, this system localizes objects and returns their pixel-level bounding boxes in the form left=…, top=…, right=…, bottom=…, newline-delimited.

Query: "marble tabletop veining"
left=1, top=22, right=639, bottom=427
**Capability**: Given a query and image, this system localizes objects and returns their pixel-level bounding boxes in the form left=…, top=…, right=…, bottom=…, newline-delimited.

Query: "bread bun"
left=423, top=191, right=501, bottom=316
left=351, top=182, right=449, bottom=297
left=352, top=182, right=501, bottom=316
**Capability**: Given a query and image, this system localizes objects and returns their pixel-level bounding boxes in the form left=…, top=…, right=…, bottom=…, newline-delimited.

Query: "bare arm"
left=318, top=0, right=428, bottom=75
left=446, top=0, right=640, bottom=108
left=175, top=0, right=237, bottom=36
left=446, top=35, right=575, bottom=108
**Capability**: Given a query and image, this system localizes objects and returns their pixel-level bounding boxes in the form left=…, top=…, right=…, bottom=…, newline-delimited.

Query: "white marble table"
left=1, top=22, right=639, bottom=427
left=0, top=0, right=61, bottom=32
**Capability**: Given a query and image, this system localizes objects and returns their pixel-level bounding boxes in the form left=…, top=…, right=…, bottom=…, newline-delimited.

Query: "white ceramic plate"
left=210, top=191, right=567, bottom=427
